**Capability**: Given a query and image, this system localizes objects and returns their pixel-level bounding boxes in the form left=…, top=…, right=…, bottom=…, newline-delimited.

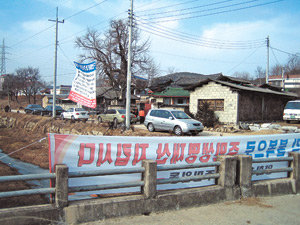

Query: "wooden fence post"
left=237, top=155, right=253, bottom=197
left=142, top=160, right=157, bottom=199
left=217, top=155, right=237, bottom=200
left=289, top=152, right=300, bottom=193
left=55, top=164, right=69, bottom=208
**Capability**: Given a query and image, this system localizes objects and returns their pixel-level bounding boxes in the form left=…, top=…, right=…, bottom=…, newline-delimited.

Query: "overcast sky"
left=1, top=0, right=299, bottom=85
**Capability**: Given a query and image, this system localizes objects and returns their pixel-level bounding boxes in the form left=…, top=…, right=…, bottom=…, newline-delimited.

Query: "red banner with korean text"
left=48, top=133, right=300, bottom=197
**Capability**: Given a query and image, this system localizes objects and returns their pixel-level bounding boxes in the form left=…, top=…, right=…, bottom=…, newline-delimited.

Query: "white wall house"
left=268, top=74, right=300, bottom=90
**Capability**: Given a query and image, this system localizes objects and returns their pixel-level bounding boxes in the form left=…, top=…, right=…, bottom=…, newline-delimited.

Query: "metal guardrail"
left=69, top=181, right=145, bottom=192
left=0, top=156, right=295, bottom=202
left=69, top=167, right=145, bottom=192
left=157, top=162, right=220, bottom=184
left=0, top=173, right=56, bottom=198
left=157, top=162, right=220, bottom=171
left=157, top=174, right=220, bottom=185
left=0, top=173, right=56, bottom=182
left=69, top=162, right=220, bottom=192
left=252, top=157, right=293, bottom=163
left=252, top=157, right=293, bottom=176
left=0, top=188, right=55, bottom=198
left=252, top=168, right=293, bottom=175
left=69, top=167, right=145, bottom=178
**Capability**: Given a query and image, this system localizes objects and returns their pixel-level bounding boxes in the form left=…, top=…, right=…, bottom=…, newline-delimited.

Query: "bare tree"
left=254, top=66, right=266, bottom=85
left=2, top=74, right=15, bottom=106
left=76, top=19, right=157, bottom=104
left=270, top=64, right=282, bottom=76
left=167, top=67, right=178, bottom=74
left=255, top=66, right=265, bottom=78
left=233, top=71, right=252, bottom=80
left=16, top=67, right=44, bottom=103
left=285, top=55, right=300, bottom=75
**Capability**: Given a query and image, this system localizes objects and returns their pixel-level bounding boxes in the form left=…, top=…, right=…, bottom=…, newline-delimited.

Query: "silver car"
left=144, top=109, right=204, bottom=136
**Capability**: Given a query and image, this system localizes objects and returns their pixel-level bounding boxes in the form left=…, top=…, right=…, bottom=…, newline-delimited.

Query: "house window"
left=163, top=98, right=171, bottom=105
left=176, top=98, right=186, bottom=105
left=198, top=99, right=224, bottom=111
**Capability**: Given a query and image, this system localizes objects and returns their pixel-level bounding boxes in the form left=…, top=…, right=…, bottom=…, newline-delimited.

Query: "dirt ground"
left=0, top=96, right=299, bottom=209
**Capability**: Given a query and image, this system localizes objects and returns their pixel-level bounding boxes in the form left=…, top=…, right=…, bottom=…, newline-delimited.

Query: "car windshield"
left=285, top=102, right=300, bottom=109
left=171, top=111, right=190, bottom=119
left=75, top=108, right=86, bottom=112
left=117, top=109, right=126, bottom=114
left=31, top=105, right=42, bottom=108
left=56, top=106, right=64, bottom=110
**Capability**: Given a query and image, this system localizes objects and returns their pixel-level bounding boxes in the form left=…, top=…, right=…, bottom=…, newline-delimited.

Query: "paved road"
left=81, top=194, right=300, bottom=225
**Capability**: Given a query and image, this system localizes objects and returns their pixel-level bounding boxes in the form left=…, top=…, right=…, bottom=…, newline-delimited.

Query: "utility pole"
left=281, top=67, right=285, bottom=91
left=49, top=7, right=64, bottom=118
left=125, top=0, right=134, bottom=130
left=266, top=36, right=269, bottom=84
left=0, top=39, right=7, bottom=75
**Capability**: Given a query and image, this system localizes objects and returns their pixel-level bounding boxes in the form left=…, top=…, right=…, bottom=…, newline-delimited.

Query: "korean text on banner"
left=48, top=133, right=300, bottom=197
left=68, top=61, right=96, bottom=108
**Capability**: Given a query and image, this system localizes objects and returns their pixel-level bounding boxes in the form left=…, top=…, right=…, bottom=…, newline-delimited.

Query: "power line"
left=137, top=16, right=265, bottom=45
left=9, top=0, right=110, bottom=49
left=226, top=44, right=264, bottom=73
left=138, top=0, right=236, bottom=17
left=271, top=47, right=281, bottom=65
left=58, top=44, right=74, bottom=67
left=136, top=0, right=203, bottom=13
left=138, top=0, right=284, bottom=23
left=136, top=17, right=265, bottom=49
left=9, top=25, right=55, bottom=48
left=64, top=0, right=110, bottom=20
left=270, top=46, right=299, bottom=56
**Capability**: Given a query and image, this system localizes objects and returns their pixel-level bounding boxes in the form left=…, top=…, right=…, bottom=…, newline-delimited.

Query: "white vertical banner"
left=68, top=61, right=96, bottom=108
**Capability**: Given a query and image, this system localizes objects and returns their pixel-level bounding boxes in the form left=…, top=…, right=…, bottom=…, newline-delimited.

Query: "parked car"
left=41, top=105, right=65, bottom=116
left=60, top=108, right=89, bottom=122
left=283, top=100, right=300, bottom=123
left=24, top=104, right=44, bottom=115
left=144, top=109, right=204, bottom=136
left=97, top=109, right=138, bottom=127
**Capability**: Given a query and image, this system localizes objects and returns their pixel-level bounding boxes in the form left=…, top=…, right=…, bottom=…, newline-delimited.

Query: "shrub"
left=195, top=102, right=219, bottom=127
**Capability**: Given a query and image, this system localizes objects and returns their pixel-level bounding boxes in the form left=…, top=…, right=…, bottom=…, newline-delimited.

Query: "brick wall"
left=189, top=82, right=238, bottom=124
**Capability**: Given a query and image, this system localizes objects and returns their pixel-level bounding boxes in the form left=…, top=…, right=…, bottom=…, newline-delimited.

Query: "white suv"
left=144, top=109, right=204, bottom=135
left=61, top=108, right=89, bottom=122
left=283, top=100, right=300, bottom=123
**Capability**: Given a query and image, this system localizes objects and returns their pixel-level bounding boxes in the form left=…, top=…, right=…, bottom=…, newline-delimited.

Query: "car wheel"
left=174, top=126, right=183, bottom=136
left=41, top=112, right=44, bottom=116
left=71, top=116, right=76, bottom=122
left=98, top=116, right=102, bottom=123
left=286, top=120, right=291, bottom=124
left=113, top=118, right=118, bottom=128
left=147, top=123, right=155, bottom=132
left=191, top=131, right=199, bottom=136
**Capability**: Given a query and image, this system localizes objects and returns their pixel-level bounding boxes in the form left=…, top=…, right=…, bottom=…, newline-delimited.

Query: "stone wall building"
left=187, top=78, right=298, bottom=124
